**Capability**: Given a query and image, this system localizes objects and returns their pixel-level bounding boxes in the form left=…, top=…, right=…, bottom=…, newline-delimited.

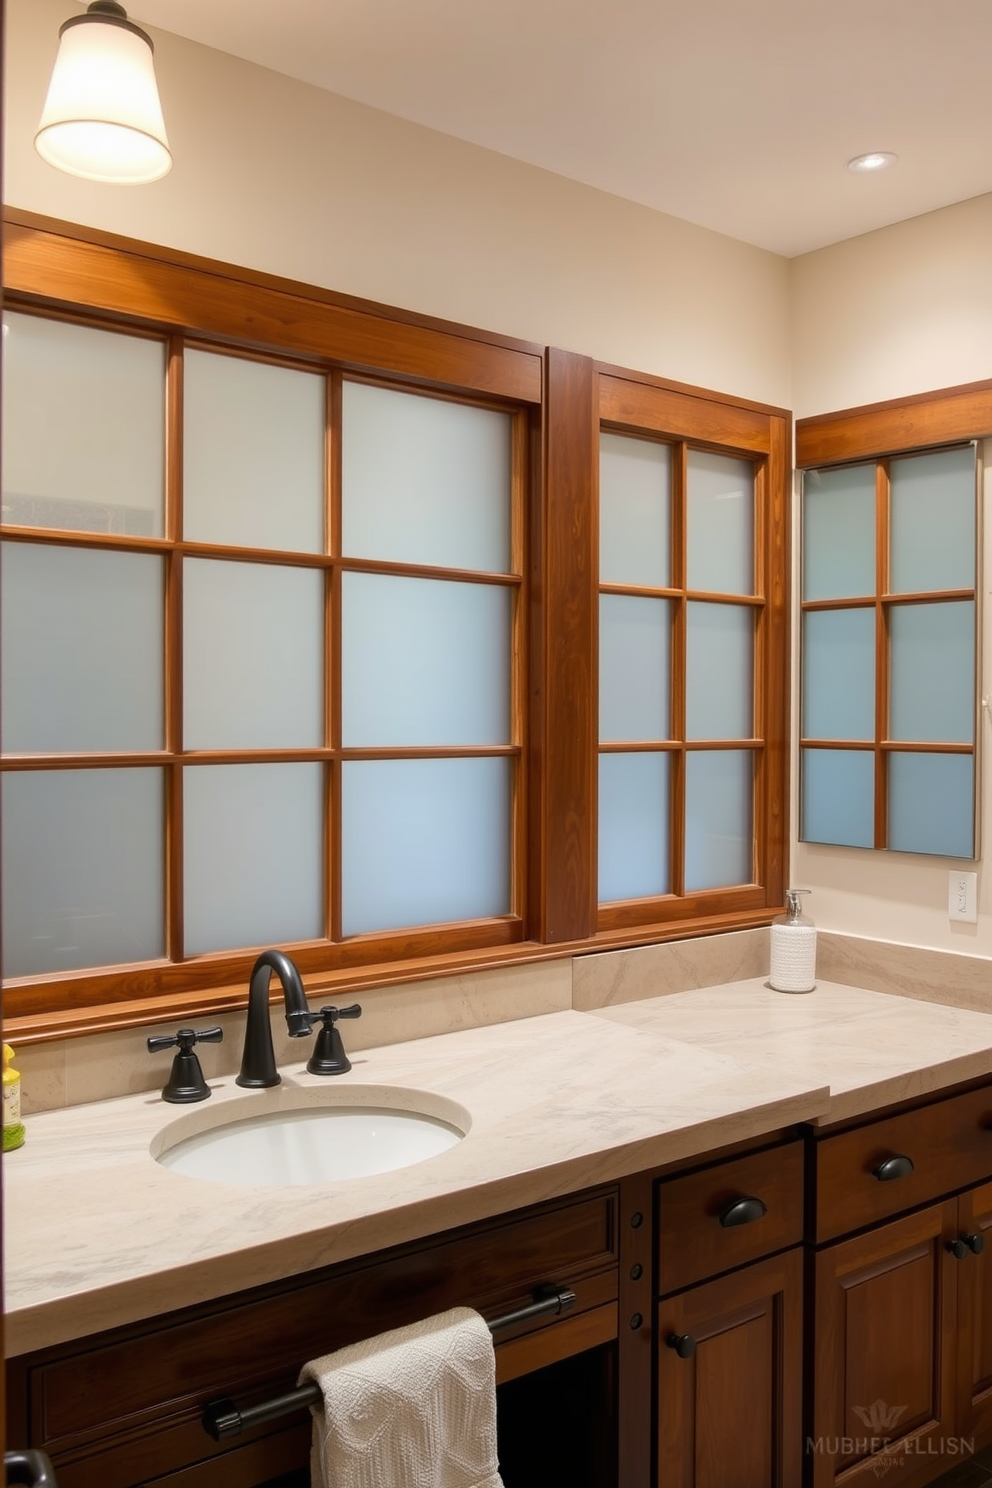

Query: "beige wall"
left=4, top=0, right=791, bottom=407
left=791, top=192, right=992, bottom=419
left=791, top=198, right=992, bottom=955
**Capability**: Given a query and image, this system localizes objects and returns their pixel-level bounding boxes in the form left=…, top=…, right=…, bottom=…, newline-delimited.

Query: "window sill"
left=5, top=905, right=779, bottom=1045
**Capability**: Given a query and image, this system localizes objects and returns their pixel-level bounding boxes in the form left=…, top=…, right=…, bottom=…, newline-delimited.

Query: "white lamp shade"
left=35, top=12, right=171, bottom=184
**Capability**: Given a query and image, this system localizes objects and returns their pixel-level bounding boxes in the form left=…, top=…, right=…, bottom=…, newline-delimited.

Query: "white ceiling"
left=134, top=0, right=992, bottom=258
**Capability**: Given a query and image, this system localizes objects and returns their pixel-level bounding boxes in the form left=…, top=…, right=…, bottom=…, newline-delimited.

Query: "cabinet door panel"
left=956, top=1180, right=992, bottom=1442
left=841, top=1248, right=934, bottom=1451
left=657, top=1248, right=802, bottom=1488
left=812, top=1200, right=957, bottom=1488
left=695, top=1312, right=771, bottom=1486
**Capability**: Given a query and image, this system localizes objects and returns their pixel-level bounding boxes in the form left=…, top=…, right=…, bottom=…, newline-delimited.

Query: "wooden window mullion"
left=761, top=414, right=789, bottom=907
left=671, top=441, right=689, bottom=899
left=751, top=451, right=768, bottom=888
left=510, top=410, right=530, bottom=925
left=534, top=348, right=597, bottom=944
left=165, top=336, right=184, bottom=963
left=874, top=460, right=890, bottom=850
left=328, top=372, right=343, bottom=943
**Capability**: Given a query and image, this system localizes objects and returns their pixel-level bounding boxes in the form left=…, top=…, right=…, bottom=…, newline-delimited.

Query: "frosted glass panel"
left=685, top=751, right=752, bottom=890
left=184, top=350, right=325, bottom=552
left=598, top=752, right=670, bottom=902
left=685, top=604, right=752, bottom=740
left=2, top=312, right=164, bottom=535
left=599, top=433, right=671, bottom=587
left=342, top=758, right=510, bottom=935
left=889, top=601, right=974, bottom=743
left=184, top=764, right=323, bottom=954
left=802, top=608, right=875, bottom=740
left=342, top=573, right=510, bottom=746
left=599, top=595, right=671, bottom=741
left=342, top=382, right=511, bottom=571
left=890, top=446, right=975, bottom=594
left=2, top=543, right=163, bottom=752
left=801, top=749, right=874, bottom=848
left=889, top=753, right=974, bottom=858
left=184, top=559, right=324, bottom=749
left=803, top=465, right=876, bottom=600
left=2, top=768, right=164, bottom=976
left=687, top=451, right=753, bottom=595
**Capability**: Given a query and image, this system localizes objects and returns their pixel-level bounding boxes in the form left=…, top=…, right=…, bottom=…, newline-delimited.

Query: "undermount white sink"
left=153, top=1088, right=469, bottom=1188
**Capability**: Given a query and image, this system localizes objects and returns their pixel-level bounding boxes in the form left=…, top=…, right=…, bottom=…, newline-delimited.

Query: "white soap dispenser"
left=769, top=889, right=816, bottom=993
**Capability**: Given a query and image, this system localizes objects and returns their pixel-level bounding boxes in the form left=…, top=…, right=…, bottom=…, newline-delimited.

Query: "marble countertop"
left=8, top=977, right=992, bottom=1358
left=590, top=979, right=992, bottom=1124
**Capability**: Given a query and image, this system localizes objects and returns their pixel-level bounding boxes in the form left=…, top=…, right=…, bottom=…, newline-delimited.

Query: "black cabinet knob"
left=666, top=1332, right=696, bottom=1359
left=719, top=1195, right=768, bottom=1228
left=871, top=1154, right=914, bottom=1182
left=948, top=1232, right=985, bottom=1259
left=5, top=1449, right=57, bottom=1487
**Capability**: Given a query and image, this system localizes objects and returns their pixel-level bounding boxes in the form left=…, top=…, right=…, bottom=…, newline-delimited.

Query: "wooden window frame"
left=1, top=211, right=791, bottom=1042
left=797, top=386, right=992, bottom=857
left=594, top=368, right=791, bottom=931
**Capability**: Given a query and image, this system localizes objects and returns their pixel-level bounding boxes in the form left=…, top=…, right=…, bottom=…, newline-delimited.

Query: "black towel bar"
left=202, top=1283, right=578, bottom=1441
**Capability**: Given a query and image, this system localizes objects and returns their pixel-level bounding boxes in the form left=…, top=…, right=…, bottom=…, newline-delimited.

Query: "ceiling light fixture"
left=35, top=1, right=172, bottom=184
left=847, top=152, right=898, bottom=175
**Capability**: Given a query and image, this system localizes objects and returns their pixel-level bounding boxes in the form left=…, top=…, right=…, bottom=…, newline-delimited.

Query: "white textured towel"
left=299, top=1307, right=505, bottom=1488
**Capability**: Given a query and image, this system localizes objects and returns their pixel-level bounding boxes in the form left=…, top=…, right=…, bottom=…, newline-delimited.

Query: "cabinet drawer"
left=814, top=1083, right=992, bottom=1243
left=657, top=1141, right=804, bottom=1294
left=23, top=1187, right=618, bottom=1456
left=39, top=1416, right=311, bottom=1488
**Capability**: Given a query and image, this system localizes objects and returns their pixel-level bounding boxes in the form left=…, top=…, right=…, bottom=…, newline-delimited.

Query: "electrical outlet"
left=948, top=871, right=978, bottom=923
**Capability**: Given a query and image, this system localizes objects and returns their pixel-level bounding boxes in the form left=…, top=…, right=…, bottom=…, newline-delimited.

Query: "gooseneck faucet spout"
left=237, top=949, right=312, bottom=1089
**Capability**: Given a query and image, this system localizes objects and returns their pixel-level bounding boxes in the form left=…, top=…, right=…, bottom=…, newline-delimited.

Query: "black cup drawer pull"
left=872, top=1154, right=914, bottom=1182
left=718, top=1195, right=768, bottom=1228
left=666, top=1332, right=696, bottom=1359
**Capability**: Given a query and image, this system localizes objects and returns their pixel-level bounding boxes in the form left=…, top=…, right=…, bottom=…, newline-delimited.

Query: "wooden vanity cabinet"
left=18, top=1078, right=992, bottom=1488
left=955, top=1179, right=992, bottom=1441
left=654, top=1136, right=806, bottom=1488
left=6, top=1184, right=621, bottom=1488
left=807, top=1080, right=992, bottom=1488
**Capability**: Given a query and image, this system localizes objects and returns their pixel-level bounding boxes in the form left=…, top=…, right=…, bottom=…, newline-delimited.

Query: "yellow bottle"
left=3, top=1044, right=25, bottom=1151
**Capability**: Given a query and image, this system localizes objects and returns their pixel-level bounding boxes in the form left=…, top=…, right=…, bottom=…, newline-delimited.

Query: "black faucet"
left=237, top=949, right=313, bottom=1089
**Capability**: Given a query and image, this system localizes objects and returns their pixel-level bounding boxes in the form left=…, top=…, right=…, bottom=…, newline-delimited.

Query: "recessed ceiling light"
left=847, top=152, right=898, bottom=174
